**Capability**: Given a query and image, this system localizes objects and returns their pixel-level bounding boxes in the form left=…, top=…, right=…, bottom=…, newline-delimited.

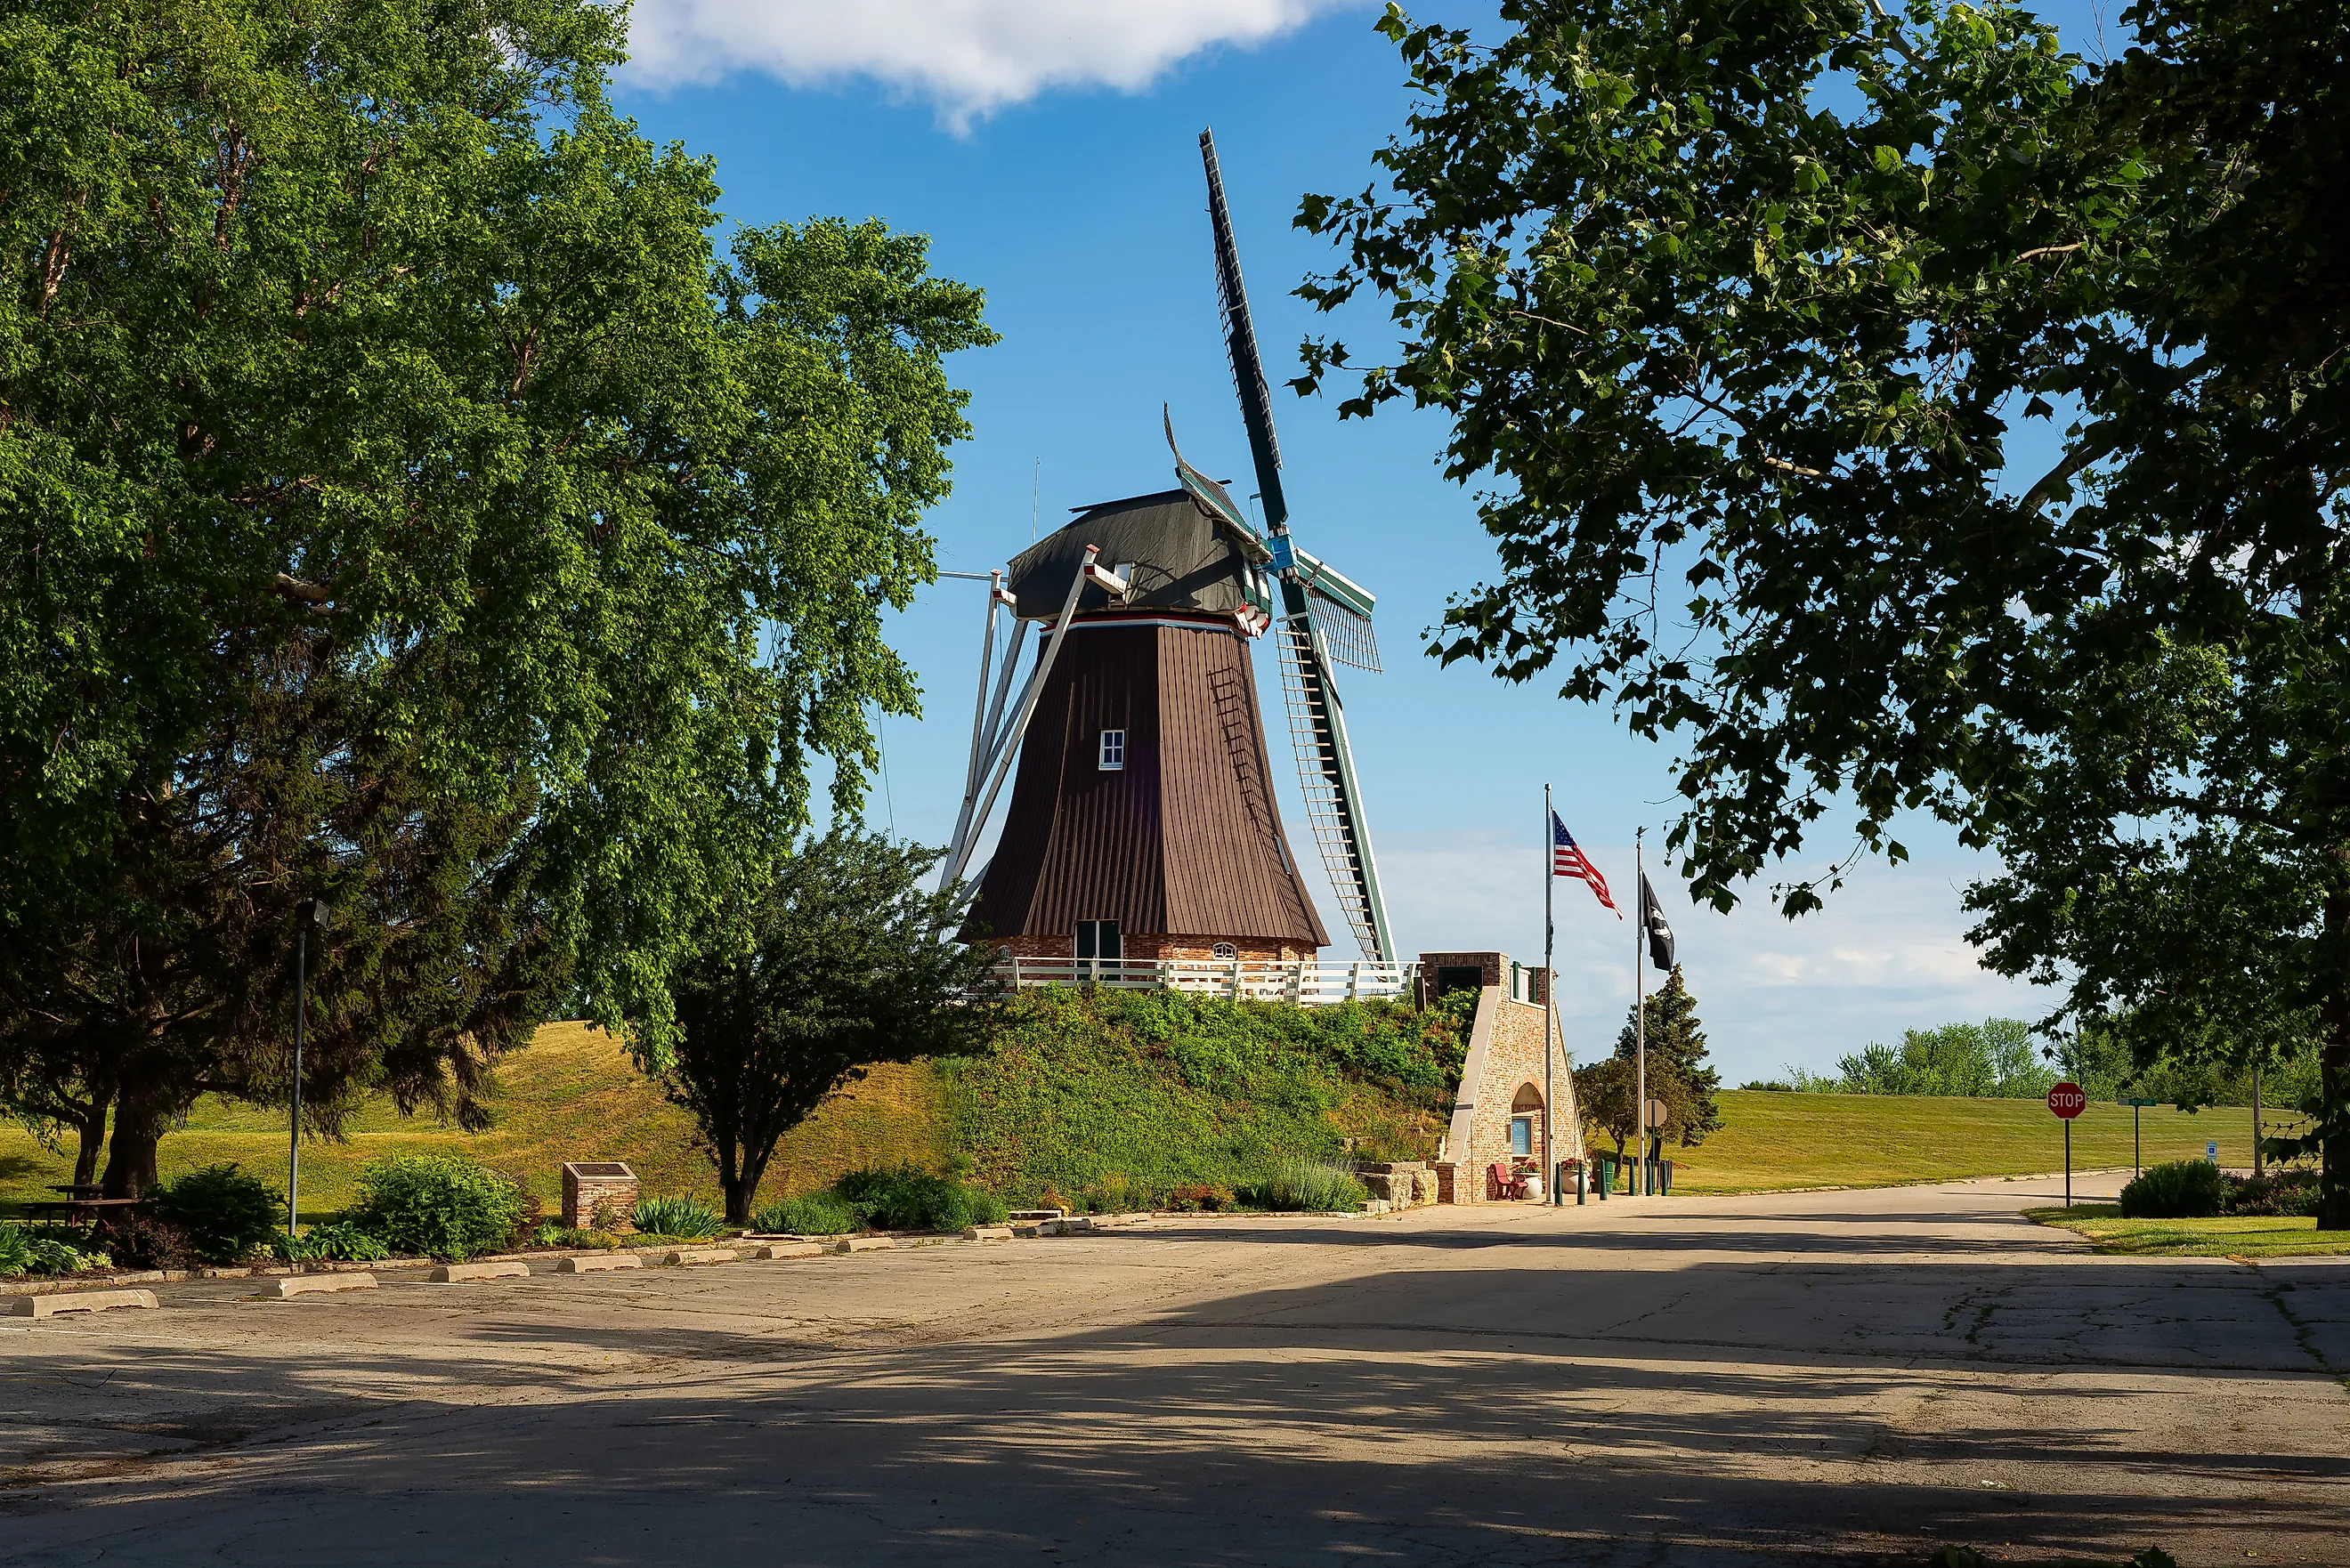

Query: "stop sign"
left=2047, top=1080, right=2087, bottom=1119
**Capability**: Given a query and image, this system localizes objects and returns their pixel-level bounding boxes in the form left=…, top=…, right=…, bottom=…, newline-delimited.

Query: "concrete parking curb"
left=659, top=1248, right=740, bottom=1266
left=8, top=1288, right=160, bottom=1318
left=748, top=1243, right=826, bottom=1260
left=428, top=1261, right=530, bottom=1283
left=554, top=1253, right=641, bottom=1273
left=273, top=1273, right=377, bottom=1298
left=830, top=1237, right=895, bottom=1253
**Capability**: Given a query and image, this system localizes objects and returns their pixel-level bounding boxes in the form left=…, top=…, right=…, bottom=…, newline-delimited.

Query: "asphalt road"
left=4, top=1175, right=2345, bottom=1566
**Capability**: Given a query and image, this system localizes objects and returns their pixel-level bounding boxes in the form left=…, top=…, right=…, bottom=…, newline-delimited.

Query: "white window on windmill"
left=1098, top=728, right=1125, bottom=770
left=1211, top=942, right=1237, bottom=962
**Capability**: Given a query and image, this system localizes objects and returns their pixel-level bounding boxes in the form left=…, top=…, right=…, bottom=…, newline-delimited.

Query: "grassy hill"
left=4, top=1003, right=2284, bottom=1220
left=2, top=989, right=1463, bottom=1220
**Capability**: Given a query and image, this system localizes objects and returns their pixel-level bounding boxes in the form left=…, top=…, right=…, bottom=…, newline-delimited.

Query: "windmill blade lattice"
left=1276, top=617, right=1382, bottom=955
left=1200, top=125, right=1395, bottom=963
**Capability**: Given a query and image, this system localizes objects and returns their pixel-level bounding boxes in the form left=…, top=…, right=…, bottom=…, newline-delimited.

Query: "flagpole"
left=1635, top=828, right=1647, bottom=1196
left=1544, top=784, right=1556, bottom=1207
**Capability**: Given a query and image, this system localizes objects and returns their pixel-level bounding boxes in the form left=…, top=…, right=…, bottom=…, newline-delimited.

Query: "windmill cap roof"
left=1005, top=489, right=1266, bottom=620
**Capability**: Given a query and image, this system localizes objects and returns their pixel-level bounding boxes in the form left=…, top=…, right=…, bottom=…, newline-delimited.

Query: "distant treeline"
left=1749, top=1018, right=2322, bottom=1111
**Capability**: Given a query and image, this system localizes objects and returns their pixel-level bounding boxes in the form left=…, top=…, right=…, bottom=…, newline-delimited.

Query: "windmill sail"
left=1200, top=128, right=1394, bottom=963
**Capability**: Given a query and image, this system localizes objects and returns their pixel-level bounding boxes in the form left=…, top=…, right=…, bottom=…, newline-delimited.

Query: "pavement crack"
left=2249, top=1266, right=2346, bottom=1390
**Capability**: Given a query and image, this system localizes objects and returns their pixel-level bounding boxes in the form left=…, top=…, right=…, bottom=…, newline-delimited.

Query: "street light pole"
left=288, top=899, right=331, bottom=1235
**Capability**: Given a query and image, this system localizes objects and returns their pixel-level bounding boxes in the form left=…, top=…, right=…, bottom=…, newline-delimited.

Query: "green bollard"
left=1575, top=1160, right=1586, bottom=1205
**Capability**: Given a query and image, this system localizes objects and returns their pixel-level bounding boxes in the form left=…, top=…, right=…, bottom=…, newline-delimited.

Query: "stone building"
left=1422, top=951, right=1586, bottom=1202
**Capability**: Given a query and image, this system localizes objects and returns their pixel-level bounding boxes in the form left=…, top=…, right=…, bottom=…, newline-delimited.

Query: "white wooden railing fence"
left=983, top=957, right=1419, bottom=1006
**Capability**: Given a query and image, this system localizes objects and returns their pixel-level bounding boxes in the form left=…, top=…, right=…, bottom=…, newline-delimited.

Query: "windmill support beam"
left=941, top=549, right=1096, bottom=892
left=946, top=574, right=1026, bottom=878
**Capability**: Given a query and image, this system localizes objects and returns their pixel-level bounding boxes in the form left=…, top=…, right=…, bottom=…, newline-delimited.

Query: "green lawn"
left=2022, top=1204, right=2350, bottom=1257
left=1669, top=1091, right=2266, bottom=1193
left=3, top=1033, right=2296, bottom=1219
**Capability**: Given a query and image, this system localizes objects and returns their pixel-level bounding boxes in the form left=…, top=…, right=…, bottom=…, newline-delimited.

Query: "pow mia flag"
left=1638, top=872, right=1676, bottom=971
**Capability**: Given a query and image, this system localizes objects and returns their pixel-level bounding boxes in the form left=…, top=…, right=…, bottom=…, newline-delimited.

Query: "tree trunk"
left=101, top=1087, right=167, bottom=1199
left=724, top=1136, right=779, bottom=1227
left=71, top=1090, right=111, bottom=1189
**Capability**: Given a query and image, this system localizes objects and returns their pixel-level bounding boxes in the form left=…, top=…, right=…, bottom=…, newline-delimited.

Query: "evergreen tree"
left=1613, top=966, right=1722, bottom=1146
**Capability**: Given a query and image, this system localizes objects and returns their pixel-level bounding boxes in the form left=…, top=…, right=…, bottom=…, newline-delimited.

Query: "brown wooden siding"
left=966, top=616, right=1327, bottom=950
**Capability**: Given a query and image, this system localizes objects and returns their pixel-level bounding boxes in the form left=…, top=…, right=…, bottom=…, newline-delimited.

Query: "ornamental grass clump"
left=631, top=1195, right=724, bottom=1240
left=343, top=1154, right=525, bottom=1260
left=1240, top=1160, right=1369, bottom=1214
left=2119, top=1160, right=2227, bottom=1219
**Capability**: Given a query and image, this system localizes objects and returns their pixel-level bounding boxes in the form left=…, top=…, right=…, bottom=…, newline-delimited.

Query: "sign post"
left=2048, top=1081, right=2086, bottom=1207
left=2120, top=1097, right=2160, bottom=1178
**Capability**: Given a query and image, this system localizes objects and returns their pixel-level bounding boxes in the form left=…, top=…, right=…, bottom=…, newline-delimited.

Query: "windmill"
left=1198, top=127, right=1394, bottom=962
left=937, top=131, right=1392, bottom=971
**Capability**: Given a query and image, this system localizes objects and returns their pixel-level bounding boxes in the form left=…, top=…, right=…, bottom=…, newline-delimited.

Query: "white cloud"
left=1366, top=829, right=2047, bottom=1085
left=620, top=1, right=1363, bottom=125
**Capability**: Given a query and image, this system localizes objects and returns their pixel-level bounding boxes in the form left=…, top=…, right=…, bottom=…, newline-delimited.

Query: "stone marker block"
left=829, top=1236, right=895, bottom=1253
left=562, top=1160, right=639, bottom=1232
left=554, top=1252, right=641, bottom=1273
left=274, top=1273, right=377, bottom=1298
left=963, top=1226, right=1014, bottom=1241
left=659, top=1248, right=738, bottom=1266
left=750, top=1242, right=824, bottom=1260
left=428, top=1261, right=530, bottom=1283
left=8, top=1289, right=160, bottom=1319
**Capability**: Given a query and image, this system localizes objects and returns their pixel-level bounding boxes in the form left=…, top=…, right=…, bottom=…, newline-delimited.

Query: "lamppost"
left=288, top=898, right=330, bottom=1235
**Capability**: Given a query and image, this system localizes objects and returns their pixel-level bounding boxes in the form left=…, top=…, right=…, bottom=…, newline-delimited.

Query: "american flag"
left=1552, top=812, right=1621, bottom=917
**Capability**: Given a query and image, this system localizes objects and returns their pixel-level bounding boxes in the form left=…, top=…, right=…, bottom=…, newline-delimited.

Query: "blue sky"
left=610, top=1, right=2119, bottom=1086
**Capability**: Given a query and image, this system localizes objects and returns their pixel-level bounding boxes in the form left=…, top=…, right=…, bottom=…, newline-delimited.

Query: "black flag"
left=1639, top=873, right=1676, bottom=971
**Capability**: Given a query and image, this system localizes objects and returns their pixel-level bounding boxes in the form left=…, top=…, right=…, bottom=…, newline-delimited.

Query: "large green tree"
left=662, top=830, right=997, bottom=1224
left=0, top=0, right=993, bottom=1192
left=1297, top=0, right=2350, bottom=1224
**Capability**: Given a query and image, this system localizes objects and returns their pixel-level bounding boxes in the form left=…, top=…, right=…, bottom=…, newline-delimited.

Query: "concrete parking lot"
left=4, top=1175, right=2345, bottom=1565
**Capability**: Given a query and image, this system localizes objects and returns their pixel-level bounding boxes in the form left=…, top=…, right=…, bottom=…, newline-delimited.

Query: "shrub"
left=148, top=1164, right=282, bottom=1265
left=95, top=1210, right=195, bottom=1271
left=834, top=1167, right=1009, bottom=1232
left=2224, top=1168, right=2320, bottom=1217
left=754, top=1192, right=859, bottom=1235
left=2119, top=1160, right=2227, bottom=1219
left=272, top=1223, right=392, bottom=1263
left=632, top=1195, right=724, bottom=1240
left=344, top=1154, right=526, bottom=1260
left=1167, top=1184, right=1236, bottom=1212
left=1239, top=1160, right=1368, bottom=1213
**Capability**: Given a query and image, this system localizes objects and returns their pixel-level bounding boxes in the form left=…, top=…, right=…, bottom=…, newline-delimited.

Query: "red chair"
left=1488, top=1162, right=1529, bottom=1200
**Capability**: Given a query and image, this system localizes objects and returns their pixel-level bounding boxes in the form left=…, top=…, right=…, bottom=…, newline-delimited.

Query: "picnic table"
left=22, top=1192, right=142, bottom=1223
